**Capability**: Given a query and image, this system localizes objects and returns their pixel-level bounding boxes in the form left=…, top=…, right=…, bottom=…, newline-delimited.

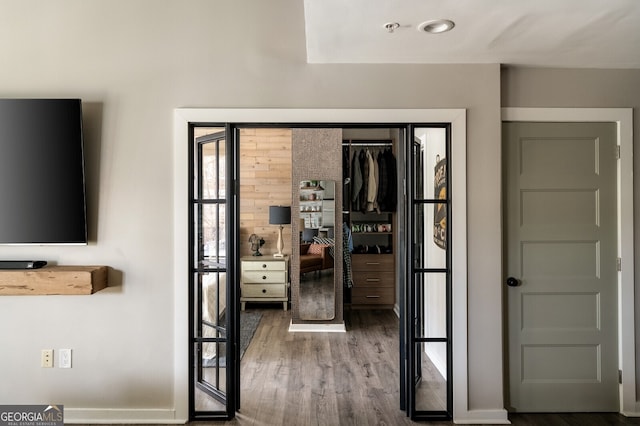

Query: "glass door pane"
left=190, top=127, right=236, bottom=419
left=406, top=126, right=452, bottom=421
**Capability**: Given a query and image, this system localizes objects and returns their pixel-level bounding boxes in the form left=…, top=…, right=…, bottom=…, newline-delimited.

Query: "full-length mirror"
left=298, top=180, right=336, bottom=320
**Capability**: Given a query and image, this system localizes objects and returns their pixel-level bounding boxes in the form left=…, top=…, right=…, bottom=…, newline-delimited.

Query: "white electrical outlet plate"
left=41, top=349, right=53, bottom=368
left=59, top=348, right=72, bottom=368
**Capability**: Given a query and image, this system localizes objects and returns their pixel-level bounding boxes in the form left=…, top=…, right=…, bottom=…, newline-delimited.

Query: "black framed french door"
left=188, top=126, right=239, bottom=420
left=403, top=124, right=453, bottom=421
left=185, top=121, right=453, bottom=422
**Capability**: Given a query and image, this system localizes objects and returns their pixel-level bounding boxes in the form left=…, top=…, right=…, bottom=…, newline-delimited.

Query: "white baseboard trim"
left=454, top=409, right=510, bottom=424
left=288, top=320, right=346, bottom=332
left=64, top=408, right=186, bottom=424
left=622, top=411, right=640, bottom=417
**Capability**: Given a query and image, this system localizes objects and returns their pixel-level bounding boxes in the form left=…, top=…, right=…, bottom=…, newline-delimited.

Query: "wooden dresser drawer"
left=351, top=254, right=394, bottom=271
left=242, top=270, right=286, bottom=284
left=242, top=283, right=286, bottom=298
left=241, top=260, right=286, bottom=272
left=351, top=287, right=395, bottom=304
left=352, top=271, right=395, bottom=288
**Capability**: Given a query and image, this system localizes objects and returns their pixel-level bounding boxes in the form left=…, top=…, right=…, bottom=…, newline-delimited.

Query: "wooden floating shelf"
left=0, top=266, right=108, bottom=295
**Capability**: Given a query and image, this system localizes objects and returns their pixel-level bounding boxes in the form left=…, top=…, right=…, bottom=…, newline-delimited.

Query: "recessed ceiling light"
left=417, top=19, right=455, bottom=34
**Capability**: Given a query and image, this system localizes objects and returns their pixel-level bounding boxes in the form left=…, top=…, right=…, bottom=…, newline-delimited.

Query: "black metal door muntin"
left=405, top=124, right=453, bottom=421
left=189, top=126, right=238, bottom=420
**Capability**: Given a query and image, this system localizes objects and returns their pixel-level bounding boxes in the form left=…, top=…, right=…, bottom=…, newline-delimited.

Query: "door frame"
left=501, top=107, right=636, bottom=415
left=173, top=108, right=472, bottom=422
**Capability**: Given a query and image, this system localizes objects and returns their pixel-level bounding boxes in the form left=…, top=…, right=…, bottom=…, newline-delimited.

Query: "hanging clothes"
left=384, top=148, right=397, bottom=212
left=343, top=222, right=353, bottom=288
left=376, top=150, right=388, bottom=210
left=351, top=149, right=363, bottom=212
left=347, top=144, right=398, bottom=213
left=343, top=145, right=351, bottom=212
left=359, top=149, right=369, bottom=213
left=366, top=148, right=379, bottom=212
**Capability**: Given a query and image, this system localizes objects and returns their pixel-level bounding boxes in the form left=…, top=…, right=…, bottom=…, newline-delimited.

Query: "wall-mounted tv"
left=0, top=99, right=87, bottom=245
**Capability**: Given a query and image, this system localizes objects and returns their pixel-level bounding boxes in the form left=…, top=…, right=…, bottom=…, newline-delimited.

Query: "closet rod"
left=342, top=140, right=392, bottom=146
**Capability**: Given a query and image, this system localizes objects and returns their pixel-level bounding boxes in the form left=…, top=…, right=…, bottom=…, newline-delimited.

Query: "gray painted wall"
left=502, top=66, right=640, bottom=396
left=11, top=0, right=640, bottom=419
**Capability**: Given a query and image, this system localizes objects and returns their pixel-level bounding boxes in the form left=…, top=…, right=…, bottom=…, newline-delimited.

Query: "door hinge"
left=617, top=258, right=622, bottom=272
left=616, top=145, right=621, bottom=159
left=619, top=369, right=623, bottom=384
left=233, top=179, right=240, bottom=197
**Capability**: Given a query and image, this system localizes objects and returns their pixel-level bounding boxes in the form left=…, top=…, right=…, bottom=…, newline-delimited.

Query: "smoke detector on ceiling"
left=384, top=22, right=401, bottom=33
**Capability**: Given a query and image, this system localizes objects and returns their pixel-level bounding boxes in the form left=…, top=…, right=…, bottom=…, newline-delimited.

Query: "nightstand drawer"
left=242, top=270, right=286, bottom=284
left=241, top=260, right=286, bottom=272
left=242, top=283, right=286, bottom=298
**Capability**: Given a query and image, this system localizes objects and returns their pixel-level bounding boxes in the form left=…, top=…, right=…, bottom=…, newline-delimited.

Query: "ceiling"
left=303, top=0, right=640, bottom=68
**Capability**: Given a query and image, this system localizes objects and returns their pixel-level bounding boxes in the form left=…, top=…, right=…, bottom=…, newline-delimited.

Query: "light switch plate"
left=59, top=348, right=72, bottom=368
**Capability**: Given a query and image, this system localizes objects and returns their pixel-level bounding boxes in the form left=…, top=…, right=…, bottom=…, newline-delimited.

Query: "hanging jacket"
left=366, top=149, right=379, bottom=212
left=351, top=149, right=363, bottom=211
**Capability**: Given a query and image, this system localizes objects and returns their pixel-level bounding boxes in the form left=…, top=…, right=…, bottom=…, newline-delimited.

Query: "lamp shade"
left=269, top=206, right=291, bottom=225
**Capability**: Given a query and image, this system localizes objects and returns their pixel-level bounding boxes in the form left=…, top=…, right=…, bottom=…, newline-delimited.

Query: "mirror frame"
left=298, top=180, right=336, bottom=320
left=290, top=129, right=344, bottom=328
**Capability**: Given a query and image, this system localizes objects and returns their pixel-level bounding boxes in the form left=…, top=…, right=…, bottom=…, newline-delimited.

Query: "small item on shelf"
left=352, top=244, right=392, bottom=254
left=248, top=234, right=265, bottom=256
left=351, top=223, right=393, bottom=233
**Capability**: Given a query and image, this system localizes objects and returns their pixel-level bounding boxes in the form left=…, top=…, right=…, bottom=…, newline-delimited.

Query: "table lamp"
left=269, top=205, right=291, bottom=258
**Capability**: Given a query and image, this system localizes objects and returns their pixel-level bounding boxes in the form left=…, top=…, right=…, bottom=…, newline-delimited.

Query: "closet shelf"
left=352, top=232, right=393, bottom=235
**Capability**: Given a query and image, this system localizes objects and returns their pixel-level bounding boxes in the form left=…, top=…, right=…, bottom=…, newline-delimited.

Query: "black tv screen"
left=0, top=99, right=87, bottom=244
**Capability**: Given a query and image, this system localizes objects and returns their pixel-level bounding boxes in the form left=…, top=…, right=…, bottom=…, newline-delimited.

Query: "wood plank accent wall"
left=239, top=128, right=292, bottom=257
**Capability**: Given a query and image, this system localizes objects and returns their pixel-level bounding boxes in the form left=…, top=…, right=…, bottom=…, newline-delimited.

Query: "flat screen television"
left=0, top=99, right=87, bottom=245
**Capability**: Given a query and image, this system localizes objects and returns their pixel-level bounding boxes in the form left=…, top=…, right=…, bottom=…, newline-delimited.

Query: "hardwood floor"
left=89, top=307, right=640, bottom=426
left=235, top=307, right=413, bottom=425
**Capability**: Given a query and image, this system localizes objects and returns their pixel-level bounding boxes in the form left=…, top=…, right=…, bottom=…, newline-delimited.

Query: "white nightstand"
left=240, top=256, right=289, bottom=311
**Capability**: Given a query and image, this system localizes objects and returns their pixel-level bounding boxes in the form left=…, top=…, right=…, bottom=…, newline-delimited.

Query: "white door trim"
left=502, top=107, right=636, bottom=416
left=172, top=108, right=474, bottom=422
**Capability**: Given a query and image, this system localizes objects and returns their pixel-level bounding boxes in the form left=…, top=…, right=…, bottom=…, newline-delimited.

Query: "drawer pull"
left=366, top=262, right=380, bottom=265
left=262, top=276, right=267, bottom=280
left=366, top=295, right=381, bottom=298
left=262, top=289, right=267, bottom=293
left=366, top=278, right=380, bottom=282
left=262, top=264, right=267, bottom=269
